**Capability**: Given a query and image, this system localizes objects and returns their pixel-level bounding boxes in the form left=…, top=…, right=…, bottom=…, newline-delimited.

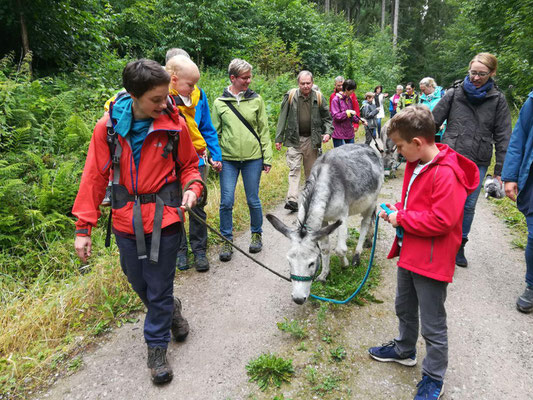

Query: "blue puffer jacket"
left=502, top=91, right=533, bottom=190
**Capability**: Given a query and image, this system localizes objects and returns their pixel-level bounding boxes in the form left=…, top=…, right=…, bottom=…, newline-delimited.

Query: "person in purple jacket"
left=330, top=79, right=366, bottom=147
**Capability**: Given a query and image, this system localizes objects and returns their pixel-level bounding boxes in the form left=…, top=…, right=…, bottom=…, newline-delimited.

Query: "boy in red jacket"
left=73, top=59, right=203, bottom=385
left=368, top=106, right=479, bottom=399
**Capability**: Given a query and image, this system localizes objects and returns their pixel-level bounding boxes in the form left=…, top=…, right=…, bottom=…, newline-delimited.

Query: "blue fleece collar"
left=111, top=94, right=134, bottom=137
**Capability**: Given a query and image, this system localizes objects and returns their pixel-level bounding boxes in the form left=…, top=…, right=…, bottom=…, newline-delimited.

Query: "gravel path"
left=38, top=166, right=533, bottom=400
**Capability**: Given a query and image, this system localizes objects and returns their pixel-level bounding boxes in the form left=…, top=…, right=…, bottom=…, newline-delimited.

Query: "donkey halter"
left=289, top=220, right=322, bottom=282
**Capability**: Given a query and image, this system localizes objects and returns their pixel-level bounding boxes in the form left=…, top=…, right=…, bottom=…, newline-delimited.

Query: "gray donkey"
left=267, top=144, right=384, bottom=304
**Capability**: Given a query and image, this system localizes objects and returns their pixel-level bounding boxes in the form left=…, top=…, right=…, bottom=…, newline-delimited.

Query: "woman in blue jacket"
left=502, top=91, right=533, bottom=313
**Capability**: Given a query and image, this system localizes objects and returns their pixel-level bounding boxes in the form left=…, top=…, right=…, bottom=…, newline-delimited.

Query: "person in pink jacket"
left=330, top=79, right=365, bottom=147
left=368, top=106, right=479, bottom=400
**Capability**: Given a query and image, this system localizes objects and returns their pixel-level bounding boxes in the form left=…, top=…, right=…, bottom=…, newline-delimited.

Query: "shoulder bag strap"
left=222, top=100, right=263, bottom=157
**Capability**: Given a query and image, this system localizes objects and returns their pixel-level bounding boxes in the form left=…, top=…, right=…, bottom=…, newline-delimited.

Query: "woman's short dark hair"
left=342, top=79, right=357, bottom=91
left=123, top=59, right=170, bottom=98
left=374, top=85, right=383, bottom=93
left=406, top=81, right=415, bottom=89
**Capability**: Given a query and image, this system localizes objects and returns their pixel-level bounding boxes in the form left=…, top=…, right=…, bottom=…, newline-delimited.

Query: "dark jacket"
left=275, top=89, right=332, bottom=148
left=432, top=82, right=511, bottom=176
left=361, top=100, right=379, bottom=130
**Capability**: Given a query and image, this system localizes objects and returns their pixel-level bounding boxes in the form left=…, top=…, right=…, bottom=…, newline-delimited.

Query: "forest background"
left=0, top=0, right=532, bottom=398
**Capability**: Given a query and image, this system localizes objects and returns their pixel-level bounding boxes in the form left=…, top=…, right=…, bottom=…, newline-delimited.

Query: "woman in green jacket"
left=212, top=59, right=273, bottom=261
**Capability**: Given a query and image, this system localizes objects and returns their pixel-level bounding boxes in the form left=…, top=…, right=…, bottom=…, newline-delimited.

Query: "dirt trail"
left=38, top=167, right=533, bottom=400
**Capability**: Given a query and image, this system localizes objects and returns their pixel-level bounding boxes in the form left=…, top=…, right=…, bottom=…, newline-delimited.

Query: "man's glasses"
left=469, top=70, right=490, bottom=78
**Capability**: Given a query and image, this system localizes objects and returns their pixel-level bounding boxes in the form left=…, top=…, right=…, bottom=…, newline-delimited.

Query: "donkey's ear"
left=266, top=214, right=293, bottom=238
left=313, top=220, right=342, bottom=240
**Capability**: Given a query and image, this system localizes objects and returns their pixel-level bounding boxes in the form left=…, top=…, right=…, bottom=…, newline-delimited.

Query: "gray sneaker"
left=517, top=286, right=533, bottom=313
left=249, top=232, right=262, bottom=253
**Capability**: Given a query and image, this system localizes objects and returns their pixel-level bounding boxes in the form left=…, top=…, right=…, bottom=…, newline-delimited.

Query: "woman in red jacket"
left=73, top=59, right=203, bottom=385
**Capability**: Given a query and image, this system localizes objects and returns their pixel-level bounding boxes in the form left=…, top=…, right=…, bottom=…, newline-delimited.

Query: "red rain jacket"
left=388, top=144, right=479, bottom=282
left=73, top=104, right=202, bottom=236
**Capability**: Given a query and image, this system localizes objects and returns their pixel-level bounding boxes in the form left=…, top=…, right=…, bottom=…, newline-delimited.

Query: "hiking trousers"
left=177, top=165, right=207, bottom=257
left=286, top=136, right=318, bottom=203
left=394, top=267, right=449, bottom=382
left=115, top=228, right=180, bottom=347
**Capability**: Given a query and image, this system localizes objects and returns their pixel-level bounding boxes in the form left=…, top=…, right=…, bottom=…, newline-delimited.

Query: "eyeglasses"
left=469, top=70, right=490, bottom=78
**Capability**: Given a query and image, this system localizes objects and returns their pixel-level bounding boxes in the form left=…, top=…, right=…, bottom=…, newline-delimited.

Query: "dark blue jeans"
left=178, top=165, right=207, bottom=256
left=115, top=229, right=180, bottom=347
left=333, top=138, right=354, bottom=148
left=219, top=158, right=264, bottom=241
left=517, top=168, right=533, bottom=287
left=462, top=165, right=488, bottom=239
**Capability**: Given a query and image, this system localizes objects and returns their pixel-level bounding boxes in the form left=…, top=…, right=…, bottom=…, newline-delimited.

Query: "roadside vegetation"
left=246, top=227, right=384, bottom=398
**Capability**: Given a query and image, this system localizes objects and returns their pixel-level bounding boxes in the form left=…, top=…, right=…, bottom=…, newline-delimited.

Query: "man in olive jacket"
left=275, top=70, right=333, bottom=211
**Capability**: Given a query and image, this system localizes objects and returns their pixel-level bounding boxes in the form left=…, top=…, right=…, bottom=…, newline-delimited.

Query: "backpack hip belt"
left=112, top=181, right=182, bottom=264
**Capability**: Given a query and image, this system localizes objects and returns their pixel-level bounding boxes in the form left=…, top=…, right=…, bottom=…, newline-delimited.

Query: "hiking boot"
left=516, top=286, right=533, bottom=313
left=249, top=232, right=262, bottom=253
left=219, top=240, right=233, bottom=262
left=284, top=201, right=298, bottom=212
left=414, top=375, right=444, bottom=399
left=147, top=346, right=173, bottom=384
left=171, top=297, right=189, bottom=342
left=101, top=183, right=112, bottom=206
left=194, top=253, right=210, bottom=272
left=176, top=253, right=189, bottom=271
left=368, top=341, right=417, bottom=366
left=455, top=238, right=468, bottom=267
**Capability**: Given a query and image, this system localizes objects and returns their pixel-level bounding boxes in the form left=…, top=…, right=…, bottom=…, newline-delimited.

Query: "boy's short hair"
left=342, top=79, right=357, bottom=91
left=123, top=59, right=170, bottom=98
left=388, top=105, right=435, bottom=143
left=365, top=92, right=375, bottom=99
left=228, top=58, right=252, bottom=78
left=165, top=48, right=190, bottom=63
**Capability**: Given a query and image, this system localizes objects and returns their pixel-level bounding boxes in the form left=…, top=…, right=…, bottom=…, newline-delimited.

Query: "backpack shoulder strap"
left=288, top=88, right=298, bottom=106
left=313, top=90, right=322, bottom=107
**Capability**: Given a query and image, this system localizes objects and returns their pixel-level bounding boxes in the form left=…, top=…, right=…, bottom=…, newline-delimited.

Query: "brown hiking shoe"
left=147, top=346, right=173, bottom=384
left=171, top=297, right=189, bottom=341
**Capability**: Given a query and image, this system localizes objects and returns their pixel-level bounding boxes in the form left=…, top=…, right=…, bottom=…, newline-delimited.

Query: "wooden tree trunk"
left=16, top=0, right=32, bottom=75
left=393, top=0, right=399, bottom=48
left=381, top=0, right=386, bottom=30
left=325, top=0, right=330, bottom=13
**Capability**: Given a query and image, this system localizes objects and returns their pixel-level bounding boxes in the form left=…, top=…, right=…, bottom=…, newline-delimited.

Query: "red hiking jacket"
left=73, top=105, right=202, bottom=236
left=388, top=144, right=479, bottom=282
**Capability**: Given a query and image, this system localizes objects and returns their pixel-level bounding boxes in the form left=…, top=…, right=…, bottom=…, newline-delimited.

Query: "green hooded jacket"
left=212, top=88, right=273, bottom=165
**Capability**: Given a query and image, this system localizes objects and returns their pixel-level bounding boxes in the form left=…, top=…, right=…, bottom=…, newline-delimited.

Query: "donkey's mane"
left=298, top=162, right=326, bottom=235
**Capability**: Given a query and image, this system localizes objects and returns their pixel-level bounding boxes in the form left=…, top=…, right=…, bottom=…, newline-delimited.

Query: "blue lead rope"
left=309, top=213, right=381, bottom=304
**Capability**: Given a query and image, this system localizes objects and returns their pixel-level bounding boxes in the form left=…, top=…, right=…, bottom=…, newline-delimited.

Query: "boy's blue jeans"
left=394, top=267, right=448, bottom=382
left=115, top=229, right=179, bottom=348
left=462, top=164, right=488, bottom=239
left=219, top=158, right=264, bottom=241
